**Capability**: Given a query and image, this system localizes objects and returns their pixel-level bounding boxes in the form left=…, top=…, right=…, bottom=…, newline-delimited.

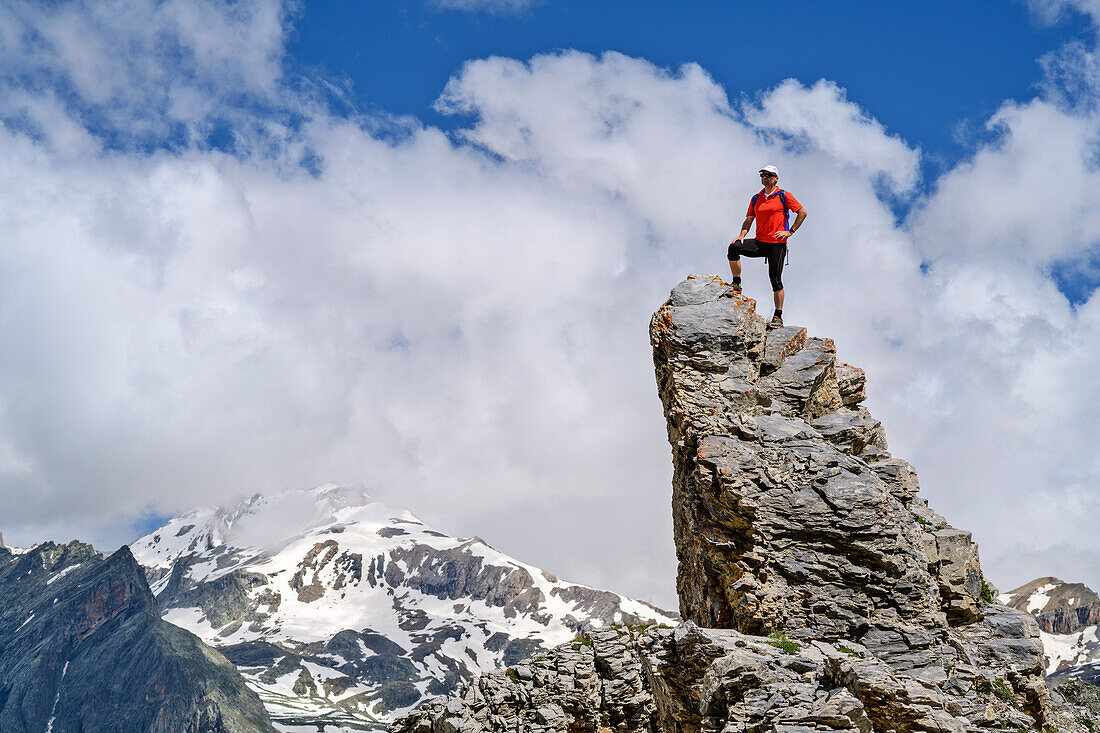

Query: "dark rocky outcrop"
left=388, top=541, right=545, bottom=616
left=392, top=621, right=1068, bottom=733
left=391, top=275, right=1098, bottom=732
left=157, top=557, right=269, bottom=629
left=1002, top=577, right=1100, bottom=635
left=0, top=541, right=275, bottom=733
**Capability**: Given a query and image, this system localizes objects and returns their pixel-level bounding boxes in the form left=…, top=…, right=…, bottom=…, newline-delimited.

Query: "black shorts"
left=728, top=239, right=786, bottom=292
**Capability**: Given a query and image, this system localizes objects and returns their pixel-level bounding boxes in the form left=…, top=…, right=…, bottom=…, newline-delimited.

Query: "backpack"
left=750, top=189, right=789, bottom=230
left=751, top=189, right=791, bottom=264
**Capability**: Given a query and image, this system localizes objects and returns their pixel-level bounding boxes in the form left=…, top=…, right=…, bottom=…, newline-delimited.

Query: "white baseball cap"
left=759, top=164, right=779, bottom=176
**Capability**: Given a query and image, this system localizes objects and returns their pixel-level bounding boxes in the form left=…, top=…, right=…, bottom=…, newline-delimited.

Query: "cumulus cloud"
left=4, top=3, right=1100, bottom=609
left=744, top=79, right=921, bottom=194
left=909, top=98, right=1100, bottom=264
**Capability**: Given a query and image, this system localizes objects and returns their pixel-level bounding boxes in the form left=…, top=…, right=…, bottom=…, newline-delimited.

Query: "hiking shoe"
left=730, top=282, right=742, bottom=294
left=767, top=314, right=783, bottom=329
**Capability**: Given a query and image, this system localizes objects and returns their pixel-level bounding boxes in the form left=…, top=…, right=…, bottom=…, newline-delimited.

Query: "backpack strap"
left=752, top=190, right=790, bottom=226
left=778, top=189, right=791, bottom=265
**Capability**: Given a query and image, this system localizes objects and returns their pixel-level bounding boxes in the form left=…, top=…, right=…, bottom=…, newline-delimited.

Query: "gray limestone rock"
left=388, top=275, right=1094, bottom=733
left=835, top=362, right=867, bottom=406
left=392, top=622, right=1065, bottom=733
left=922, top=527, right=984, bottom=625
left=651, top=277, right=993, bottom=636
left=811, top=407, right=887, bottom=456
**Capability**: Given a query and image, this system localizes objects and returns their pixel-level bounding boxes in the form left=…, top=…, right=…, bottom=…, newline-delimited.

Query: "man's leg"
left=728, top=239, right=765, bottom=283
left=729, top=258, right=742, bottom=281
left=727, top=240, right=751, bottom=294
left=767, top=244, right=786, bottom=326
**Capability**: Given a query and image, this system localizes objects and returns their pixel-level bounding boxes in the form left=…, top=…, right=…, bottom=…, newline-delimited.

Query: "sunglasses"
left=760, top=172, right=776, bottom=178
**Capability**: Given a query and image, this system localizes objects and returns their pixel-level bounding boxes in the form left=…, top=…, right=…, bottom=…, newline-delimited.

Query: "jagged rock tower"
left=391, top=276, right=1093, bottom=733
left=652, top=275, right=983, bottom=641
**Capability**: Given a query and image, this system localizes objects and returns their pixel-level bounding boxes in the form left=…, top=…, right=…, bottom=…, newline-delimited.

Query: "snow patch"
left=45, top=661, right=69, bottom=732
left=162, top=606, right=212, bottom=637
left=47, top=564, right=81, bottom=585
left=1027, top=584, right=1056, bottom=614
left=1040, top=625, right=1099, bottom=675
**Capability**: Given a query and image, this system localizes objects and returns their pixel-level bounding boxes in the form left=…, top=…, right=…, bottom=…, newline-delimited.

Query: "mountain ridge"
left=130, top=483, right=677, bottom=729
left=1000, top=576, right=1100, bottom=681
left=0, top=540, right=275, bottom=732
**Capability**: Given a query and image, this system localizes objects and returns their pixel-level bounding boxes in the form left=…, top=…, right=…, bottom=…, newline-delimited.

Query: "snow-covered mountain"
left=999, top=577, right=1100, bottom=680
left=131, top=485, right=677, bottom=731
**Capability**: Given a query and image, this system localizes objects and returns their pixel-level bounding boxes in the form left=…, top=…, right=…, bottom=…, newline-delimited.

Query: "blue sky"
left=290, top=0, right=1100, bottom=306
left=5, top=0, right=1100, bottom=609
left=292, top=0, right=1088, bottom=176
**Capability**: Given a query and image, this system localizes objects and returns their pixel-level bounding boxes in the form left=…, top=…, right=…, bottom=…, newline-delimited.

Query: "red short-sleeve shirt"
left=747, top=189, right=803, bottom=244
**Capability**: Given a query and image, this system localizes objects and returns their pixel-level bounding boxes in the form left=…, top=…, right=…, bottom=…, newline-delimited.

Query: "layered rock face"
left=390, top=276, right=1095, bottom=732
left=0, top=541, right=275, bottom=733
left=648, top=276, right=1056, bottom=725
left=394, top=619, right=1082, bottom=733
left=652, top=276, right=986, bottom=638
left=652, top=277, right=990, bottom=644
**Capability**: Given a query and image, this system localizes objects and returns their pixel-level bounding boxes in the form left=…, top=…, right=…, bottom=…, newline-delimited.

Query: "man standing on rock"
left=728, top=164, right=807, bottom=328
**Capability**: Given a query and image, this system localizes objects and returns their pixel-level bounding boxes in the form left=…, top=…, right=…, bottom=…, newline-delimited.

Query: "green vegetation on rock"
left=766, top=631, right=800, bottom=654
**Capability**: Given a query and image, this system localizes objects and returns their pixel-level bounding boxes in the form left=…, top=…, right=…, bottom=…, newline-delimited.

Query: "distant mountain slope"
left=0, top=541, right=274, bottom=733
left=1000, top=577, right=1100, bottom=677
left=131, top=485, right=677, bottom=730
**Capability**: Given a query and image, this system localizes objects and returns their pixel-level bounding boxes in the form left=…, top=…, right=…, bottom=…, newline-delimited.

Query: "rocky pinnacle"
left=390, top=275, right=1096, bottom=733
left=650, top=274, right=985, bottom=638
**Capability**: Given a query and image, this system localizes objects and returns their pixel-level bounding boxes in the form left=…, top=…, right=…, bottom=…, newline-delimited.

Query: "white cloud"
left=5, top=5, right=1100, bottom=611
left=744, top=79, right=921, bottom=194
left=0, top=0, right=289, bottom=148
left=1025, top=0, right=1100, bottom=25
left=435, top=0, right=543, bottom=13
left=908, top=97, right=1100, bottom=265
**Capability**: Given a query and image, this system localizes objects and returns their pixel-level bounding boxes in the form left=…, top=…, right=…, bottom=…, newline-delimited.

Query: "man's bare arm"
left=775, top=208, right=807, bottom=241
left=732, top=217, right=754, bottom=244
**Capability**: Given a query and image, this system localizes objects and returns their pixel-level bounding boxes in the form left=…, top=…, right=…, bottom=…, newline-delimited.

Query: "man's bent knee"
left=727, top=243, right=741, bottom=260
